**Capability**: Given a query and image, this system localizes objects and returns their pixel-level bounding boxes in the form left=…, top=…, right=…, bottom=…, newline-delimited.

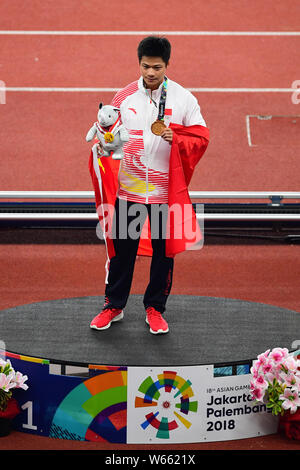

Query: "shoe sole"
left=145, top=317, right=169, bottom=335
left=90, top=311, right=124, bottom=330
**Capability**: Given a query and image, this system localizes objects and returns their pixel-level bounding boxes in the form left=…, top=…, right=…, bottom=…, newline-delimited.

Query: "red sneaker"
left=90, top=308, right=123, bottom=330
left=145, top=307, right=169, bottom=334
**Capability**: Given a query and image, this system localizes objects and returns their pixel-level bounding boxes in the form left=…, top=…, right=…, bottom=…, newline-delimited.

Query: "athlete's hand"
left=161, top=128, right=173, bottom=144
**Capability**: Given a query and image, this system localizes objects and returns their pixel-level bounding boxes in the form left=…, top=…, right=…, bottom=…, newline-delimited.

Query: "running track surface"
left=0, top=1, right=300, bottom=191
left=0, top=0, right=300, bottom=451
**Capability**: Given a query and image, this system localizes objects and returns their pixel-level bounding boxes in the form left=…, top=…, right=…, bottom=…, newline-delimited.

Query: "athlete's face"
left=139, top=56, right=168, bottom=90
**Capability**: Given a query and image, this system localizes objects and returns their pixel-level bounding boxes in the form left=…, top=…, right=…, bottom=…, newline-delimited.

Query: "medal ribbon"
left=96, top=114, right=121, bottom=136
left=157, top=77, right=168, bottom=121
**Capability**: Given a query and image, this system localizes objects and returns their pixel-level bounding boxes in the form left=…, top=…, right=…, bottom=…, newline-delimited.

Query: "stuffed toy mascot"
left=86, top=103, right=129, bottom=160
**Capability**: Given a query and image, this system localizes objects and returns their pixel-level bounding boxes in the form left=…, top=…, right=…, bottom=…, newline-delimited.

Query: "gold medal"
left=104, top=131, right=114, bottom=143
left=151, top=120, right=167, bottom=136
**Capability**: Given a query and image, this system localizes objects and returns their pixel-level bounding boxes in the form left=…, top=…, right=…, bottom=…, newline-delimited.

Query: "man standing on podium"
left=89, top=36, right=209, bottom=335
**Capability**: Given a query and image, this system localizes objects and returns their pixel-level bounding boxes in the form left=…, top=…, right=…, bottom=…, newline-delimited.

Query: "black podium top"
left=1, top=295, right=299, bottom=367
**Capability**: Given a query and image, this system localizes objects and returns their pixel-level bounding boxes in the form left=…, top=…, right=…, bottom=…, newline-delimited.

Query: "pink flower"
left=270, top=347, right=289, bottom=363
left=283, top=373, right=300, bottom=388
left=13, top=372, right=28, bottom=390
left=280, top=388, right=300, bottom=414
left=250, top=364, right=259, bottom=378
left=264, top=372, right=277, bottom=384
left=273, top=362, right=285, bottom=381
left=262, top=361, right=273, bottom=375
left=282, top=356, right=300, bottom=373
left=250, top=383, right=265, bottom=401
left=0, top=372, right=14, bottom=392
left=254, top=374, right=268, bottom=390
left=256, top=350, right=271, bottom=367
left=251, top=348, right=300, bottom=414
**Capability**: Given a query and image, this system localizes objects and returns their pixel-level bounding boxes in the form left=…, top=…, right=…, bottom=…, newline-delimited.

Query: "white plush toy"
left=86, top=103, right=129, bottom=160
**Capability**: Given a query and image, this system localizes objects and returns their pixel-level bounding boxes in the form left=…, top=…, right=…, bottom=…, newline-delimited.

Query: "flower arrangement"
left=250, top=347, right=300, bottom=416
left=0, top=357, right=28, bottom=415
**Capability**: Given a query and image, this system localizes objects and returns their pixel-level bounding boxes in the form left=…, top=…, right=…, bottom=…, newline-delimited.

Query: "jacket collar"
left=138, top=76, right=168, bottom=97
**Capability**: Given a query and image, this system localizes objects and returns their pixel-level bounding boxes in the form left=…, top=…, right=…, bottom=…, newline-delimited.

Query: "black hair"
left=137, top=36, right=171, bottom=65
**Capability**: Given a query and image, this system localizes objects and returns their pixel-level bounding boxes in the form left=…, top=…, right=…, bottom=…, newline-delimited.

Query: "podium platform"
left=1, top=295, right=299, bottom=443
left=1, top=294, right=299, bottom=366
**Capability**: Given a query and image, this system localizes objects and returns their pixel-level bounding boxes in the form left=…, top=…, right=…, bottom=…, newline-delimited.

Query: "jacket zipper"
left=145, top=90, right=152, bottom=204
left=144, top=87, right=158, bottom=204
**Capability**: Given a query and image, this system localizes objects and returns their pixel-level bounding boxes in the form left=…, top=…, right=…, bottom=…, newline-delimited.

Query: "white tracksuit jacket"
left=111, top=76, right=206, bottom=204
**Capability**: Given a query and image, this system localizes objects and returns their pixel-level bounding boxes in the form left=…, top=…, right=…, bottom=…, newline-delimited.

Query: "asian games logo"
left=134, top=370, right=198, bottom=439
